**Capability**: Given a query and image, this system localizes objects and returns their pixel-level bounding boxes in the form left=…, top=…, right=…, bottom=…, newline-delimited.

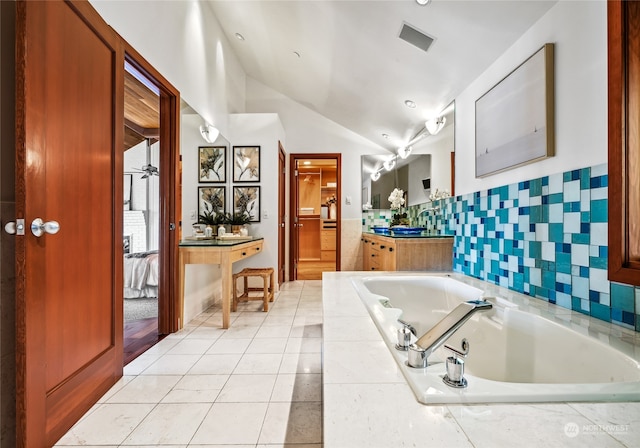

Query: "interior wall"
left=455, top=0, right=607, bottom=195
left=228, top=113, right=285, bottom=278
left=124, top=141, right=160, bottom=252
left=245, top=77, right=388, bottom=220
left=90, top=0, right=246, bottom=137
left=180, top=113, right=224, bottom=324
left=0, top=1, right=16, bottom=444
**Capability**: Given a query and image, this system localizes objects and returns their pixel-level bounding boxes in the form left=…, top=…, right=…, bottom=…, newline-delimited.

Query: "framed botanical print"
left=233, top=146, right=260, bottom=182
left=198, top=186, right=226, bottom=221
left=233, top=186, right=260, bottom=222
left=199, top=146, right=226, bottom=182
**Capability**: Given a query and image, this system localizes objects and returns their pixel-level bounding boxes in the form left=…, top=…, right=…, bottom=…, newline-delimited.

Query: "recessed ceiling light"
left=303, top=161, right=311, bottom=165
left=416, top=0, right=431, bottom=5
left=382, top=133, right=390, bottom=139
left=235, top=33, right=245, bottom=41
left=404, top=100, right=417, bottom=109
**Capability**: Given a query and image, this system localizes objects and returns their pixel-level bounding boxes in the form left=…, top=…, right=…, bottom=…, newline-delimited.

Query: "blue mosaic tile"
left=591, top=199, right=608, bottom=222
left=611, top=282, right=635, bottom=313
left=591, top=302, right=611, bottom=322
left=436, top=163, right=635, bottom=331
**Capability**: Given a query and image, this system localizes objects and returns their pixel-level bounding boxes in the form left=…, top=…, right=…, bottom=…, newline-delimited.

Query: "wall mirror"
left=361, top=102, right=455, bottom=210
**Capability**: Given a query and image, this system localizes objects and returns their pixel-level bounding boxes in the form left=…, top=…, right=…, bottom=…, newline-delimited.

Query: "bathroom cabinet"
left=361, top=234, right=453, bottom=271
left=608, top=0, right=640, bottom=285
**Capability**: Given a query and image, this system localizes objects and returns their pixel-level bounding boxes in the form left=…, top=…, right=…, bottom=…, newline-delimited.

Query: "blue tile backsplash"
left=362, top=163, right=640, bottom=332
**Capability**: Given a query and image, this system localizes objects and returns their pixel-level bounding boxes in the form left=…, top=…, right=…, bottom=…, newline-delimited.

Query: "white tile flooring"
left=55, top=280, right=323, bottom=448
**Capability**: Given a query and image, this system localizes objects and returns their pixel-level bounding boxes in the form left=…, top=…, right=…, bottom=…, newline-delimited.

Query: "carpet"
left=124, top=298, right=158, bottom=322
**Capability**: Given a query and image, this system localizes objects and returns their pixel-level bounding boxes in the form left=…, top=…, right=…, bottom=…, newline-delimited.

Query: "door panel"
left=15, top=1, right=123, bottom=446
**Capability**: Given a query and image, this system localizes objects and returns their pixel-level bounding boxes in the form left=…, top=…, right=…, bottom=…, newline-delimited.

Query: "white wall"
left=180, top=112, right=225, bottom=323
left=228, top=113, right=286, bottom=276
left=455, top=0, right=607, bottom=195
left=246, top=77, right=388, bottom=220
left=124, top=140, right=160, bottom=251
left=90, top=0, right=246, bottom=136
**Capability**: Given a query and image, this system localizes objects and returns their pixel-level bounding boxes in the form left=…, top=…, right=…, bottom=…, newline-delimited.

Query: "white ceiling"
left=207, top=0, right=557, bottom=152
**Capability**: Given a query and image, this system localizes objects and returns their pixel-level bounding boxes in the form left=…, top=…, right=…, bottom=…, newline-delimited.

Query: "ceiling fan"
left=132, top=163, right=159, bottom=179
left=132, top=138, right=159, bottom=179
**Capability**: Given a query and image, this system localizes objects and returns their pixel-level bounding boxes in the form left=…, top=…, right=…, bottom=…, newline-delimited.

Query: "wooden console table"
left=178, top=238, right=264, bottom=329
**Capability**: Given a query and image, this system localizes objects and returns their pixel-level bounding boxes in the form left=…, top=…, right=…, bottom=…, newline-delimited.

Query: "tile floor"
left=55, top=280, right=324, bottom=447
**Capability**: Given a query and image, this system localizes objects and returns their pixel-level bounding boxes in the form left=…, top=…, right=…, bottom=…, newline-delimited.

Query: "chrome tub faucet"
left=407, top=299, right=493, bottom=369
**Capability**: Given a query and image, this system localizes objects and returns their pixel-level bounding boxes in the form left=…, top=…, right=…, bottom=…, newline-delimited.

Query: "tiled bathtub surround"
left=362, top=163, right=639, bottom=332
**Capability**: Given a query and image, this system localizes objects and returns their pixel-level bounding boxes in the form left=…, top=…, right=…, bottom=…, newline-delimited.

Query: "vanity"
left=361, top=233, right=453, bottom=271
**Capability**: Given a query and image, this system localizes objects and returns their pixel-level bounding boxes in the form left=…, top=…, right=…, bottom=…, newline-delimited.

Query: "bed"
left=124, top=250, right=159, bottom=298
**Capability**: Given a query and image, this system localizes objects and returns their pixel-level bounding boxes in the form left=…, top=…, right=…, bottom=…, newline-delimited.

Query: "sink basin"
left=371, top=226, right=391, bottom=235
left=391, top=226, right=425, bottom=235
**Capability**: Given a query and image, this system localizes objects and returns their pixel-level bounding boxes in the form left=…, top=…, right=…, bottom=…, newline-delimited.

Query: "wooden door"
left=15, top=1, right=124, bottom=446
left=608, top=0, right=640, bottom=285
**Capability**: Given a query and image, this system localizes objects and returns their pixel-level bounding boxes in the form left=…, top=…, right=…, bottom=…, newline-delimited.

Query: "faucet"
left=407, top=299, right=493, bottom=368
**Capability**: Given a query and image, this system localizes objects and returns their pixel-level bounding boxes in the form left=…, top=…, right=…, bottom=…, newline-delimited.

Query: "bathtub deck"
left=322, top=271, right=640, bottom=448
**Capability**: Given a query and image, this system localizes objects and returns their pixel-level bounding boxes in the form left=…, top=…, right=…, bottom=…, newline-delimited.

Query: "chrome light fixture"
left=200, top=123, right=219, bottom=143
left=383, top=157, right=396, bottom=171
left=426, top=116, right=446, bottom=135
left=397, top=145, right=412, bottom=159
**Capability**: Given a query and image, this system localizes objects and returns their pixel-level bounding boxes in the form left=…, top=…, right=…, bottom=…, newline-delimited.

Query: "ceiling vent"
left=398, top=22, right=435, bottom=53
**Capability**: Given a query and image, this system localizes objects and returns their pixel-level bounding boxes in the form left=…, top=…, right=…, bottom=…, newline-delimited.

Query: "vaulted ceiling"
left=206, top=0, right=557, bottom=152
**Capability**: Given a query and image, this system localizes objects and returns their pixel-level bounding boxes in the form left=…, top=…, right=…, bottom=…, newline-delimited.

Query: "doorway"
left=122, top=47, right=181, bottom=362
left=289, top=154, right=341, bottom=280
left=122, top=60, right=162, bottom=364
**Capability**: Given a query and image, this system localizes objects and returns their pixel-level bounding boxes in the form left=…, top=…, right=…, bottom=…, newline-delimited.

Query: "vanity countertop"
left=322, top=271, right=640, bottom=448
left=364, top=231, right=454, bottom=239
left=179, top=236, right=263, bottom=247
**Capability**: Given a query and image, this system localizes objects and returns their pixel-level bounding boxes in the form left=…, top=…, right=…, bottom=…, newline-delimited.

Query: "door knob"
left=31, top=218, right=60, bottom=237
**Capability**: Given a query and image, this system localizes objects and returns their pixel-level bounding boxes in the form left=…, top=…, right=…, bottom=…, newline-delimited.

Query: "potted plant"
left=198, top=210, right=229, bottom=236
left=228, top=211, right=252, bottom=234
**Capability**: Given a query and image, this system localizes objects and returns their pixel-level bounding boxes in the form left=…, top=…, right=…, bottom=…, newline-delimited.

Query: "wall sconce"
left=397, top=145, right=412, bottom=159
left=370, top=171, right=381, bottom=182
left=425, top=116, right=446, bottom=135
left=200, top=123, right=219, bottom=143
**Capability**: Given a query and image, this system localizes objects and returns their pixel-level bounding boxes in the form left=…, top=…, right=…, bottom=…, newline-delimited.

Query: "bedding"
left=124, top=250, right=159, bottom=298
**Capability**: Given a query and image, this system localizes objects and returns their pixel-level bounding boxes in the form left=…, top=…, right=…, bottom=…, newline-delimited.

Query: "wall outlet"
left=345, top=195, right=352, bottom=205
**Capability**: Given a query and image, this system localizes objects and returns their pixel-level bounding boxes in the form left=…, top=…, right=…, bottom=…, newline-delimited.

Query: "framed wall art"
left=198, top=186, right=226, bottom=220
left=475, top=43, right=555, bottom=178
left=233, top=186, right=260, bottom=222
left=199, top=146, right=226, bottom=182
left=233, top=146, right=260, bottom=182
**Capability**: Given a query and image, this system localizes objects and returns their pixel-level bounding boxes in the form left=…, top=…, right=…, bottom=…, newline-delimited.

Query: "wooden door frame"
left=278, top=142, right=286, bottom=285
left=123, top=44, right=180, bottom=334
left=288, top=153, right=341, bottom=280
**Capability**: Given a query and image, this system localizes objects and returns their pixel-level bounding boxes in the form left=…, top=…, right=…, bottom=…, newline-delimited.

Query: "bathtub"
left=351, top=274, right=640, bottom=404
